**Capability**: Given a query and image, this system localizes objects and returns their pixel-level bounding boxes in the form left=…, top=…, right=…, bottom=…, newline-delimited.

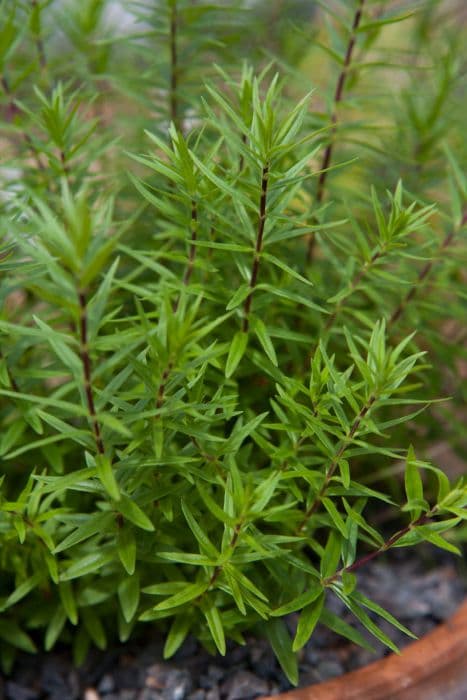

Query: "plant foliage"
left=0, top=0, right=466, bottom=684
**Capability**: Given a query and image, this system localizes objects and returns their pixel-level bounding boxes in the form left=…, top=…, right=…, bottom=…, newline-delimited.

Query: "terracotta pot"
left=263, top=599, right=467, bottom=700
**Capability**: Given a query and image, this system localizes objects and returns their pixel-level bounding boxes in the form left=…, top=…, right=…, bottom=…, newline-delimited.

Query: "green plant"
left=0, top=0, right=466, bottom=685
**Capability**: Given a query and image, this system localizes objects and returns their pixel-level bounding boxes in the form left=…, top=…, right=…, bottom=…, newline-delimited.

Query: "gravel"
left=1, top=546, right=465, bottom=700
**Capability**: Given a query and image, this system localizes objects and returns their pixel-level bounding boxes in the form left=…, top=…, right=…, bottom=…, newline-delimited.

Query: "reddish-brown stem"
left=389, top=211, right=467, bottom=326
left=323, top=509, right=434, bottom=586
left=307, top=0, right=365, bottom=262
left=297, top=394, right=376, bottom=533
left=31, top=0, right=47, bottom=72
left=78, top=291, right=104, bottom=454
left=60, top=149, right=70, bottom=177
left=242, top=164, right=269, bottom=333
left=206, top=519, right=244, bottom=592
left=182, top=199, right=198, bottom=286
left=156, top=359, right=174, bottom=411
left=169, top=1, right=180, bottom=131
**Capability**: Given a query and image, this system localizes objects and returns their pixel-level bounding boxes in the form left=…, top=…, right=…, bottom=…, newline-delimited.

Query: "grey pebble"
left=315, top=661, right=344, bottom=681
left=5, top=683, right=39, bottom=700
left=145, top=666, right=192, bottom=700
left=138, top=690, right=164, bottom=700
left=222, top=671, right=270, bottom=700
left=98, top=675, right=116, bottom=694
left=205, top=688, right=220, bottom=700
left=187, top=691, right=206, bottom=700
left=119, top=691, right=138, bottom=700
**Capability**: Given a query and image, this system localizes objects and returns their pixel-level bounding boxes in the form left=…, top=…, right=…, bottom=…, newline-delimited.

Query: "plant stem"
left=323, top=508, right=435, bottom=585
left=173, top=199, right=198, bottom=312
left=31, top=0, right=47, bottom=72
left=169, top=0, right=180, bottom=131
left=389, top=210, right=467, bottom=326
left=207, top=519, right=243, bottom=589
left=183, top=199, right=198, bottom=286
left=77, top=290, right=104, bottom=455
left=307, top=0, right=365, bottom=262
left=242, top=164, right=269, bottom=333
left=156, top=359, right=174, bottom=410
left=297, top=394, right=376, bottom=533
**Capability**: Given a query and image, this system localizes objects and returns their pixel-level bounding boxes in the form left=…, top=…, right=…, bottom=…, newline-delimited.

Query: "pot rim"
left=261, top=598, right=467, bottom=700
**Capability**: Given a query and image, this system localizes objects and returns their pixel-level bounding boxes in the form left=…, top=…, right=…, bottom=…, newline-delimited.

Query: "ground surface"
left=1, top=546, right=465, bottom=700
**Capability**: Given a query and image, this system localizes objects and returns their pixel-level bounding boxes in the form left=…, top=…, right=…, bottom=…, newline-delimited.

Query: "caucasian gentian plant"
left=0, top=0, right=465, bottom=684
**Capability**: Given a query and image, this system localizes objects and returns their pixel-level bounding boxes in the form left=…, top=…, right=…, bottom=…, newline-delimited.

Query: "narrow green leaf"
left=181, top=501, right=219, bottom=558
left=271, top=583, right=322, bottom=616
left=45, top=607, right=67, bottom=651
left=82, top=609, right=107, bottom=650
left=292, top=592, right=325, bottom=651
left=404, top=446, right=424, bottom=517
left=265, top=619, right=298, bottom=686
left=96, top=455, right=120, bottom=502
left=226, top=284, right=251, bottom=311
left=117, top=494, right=154, bottom=532
left=252, top=317, right=278, bottom=366
left=203, top=603, right=226, bottom=655
left=118, top=575, right=140, bottom=623
left=2, top=572, right=42, bottom=610
left=225, top=331, right=248, bottom=378
left=322, top=498, right=347, bottom=537
left=60, top=550, right=114, bottom=581
left=320, top=530, right=341, bottom=579
left=152, top=582, right=208, bottom=611
left=320, top=609, right=374, bottom=651
left=164, top=614, right=192, bottom=659
left=351, top=591, right=416, bottom=639
left=117, top=525, right=136, bottom=575
left=54, top=512, right=114, bottom=553
left=0, top=622, right=37, bottom=653
left=59, top=582, right=78, bottom=625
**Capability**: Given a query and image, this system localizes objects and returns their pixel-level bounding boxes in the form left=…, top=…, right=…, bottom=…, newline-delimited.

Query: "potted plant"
left=0, top=0, right=465, bottom=692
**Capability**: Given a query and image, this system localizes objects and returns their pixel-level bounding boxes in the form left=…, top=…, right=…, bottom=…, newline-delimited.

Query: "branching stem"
left=156, top=359, right=174, bottom=410
left=307, top=0, right=365, bottom=261
left=31, top=0, right=47, bottom=72
left=207, top=519, right=243, bottom=590
left=323, top=508, right=435, bottom=586
left=78, top=291, right=104, bottom=454
left=297, top=394, right=376, bottom=533
left=242, top=164, right=269, bottom=332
